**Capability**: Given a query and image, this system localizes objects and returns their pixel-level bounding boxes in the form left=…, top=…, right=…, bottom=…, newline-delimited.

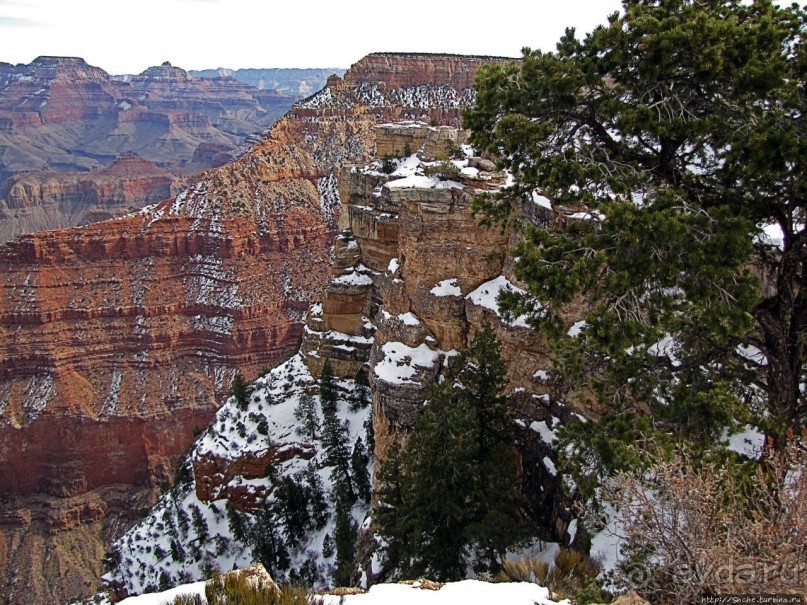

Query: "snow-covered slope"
left=117, top=579, right=567, bottom=605
left=104, top=353, right=372, bottom=596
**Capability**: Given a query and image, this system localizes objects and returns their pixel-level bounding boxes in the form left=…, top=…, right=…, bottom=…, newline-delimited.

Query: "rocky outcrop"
left=344, top=52, right=504, bottom=90
left=0, top=53, right=512, bottom=605
left=0, top=57, right=304, bottom=242
left=297, top=122, right=578, bottom=584
left=128, top=62, right=294, bottom=139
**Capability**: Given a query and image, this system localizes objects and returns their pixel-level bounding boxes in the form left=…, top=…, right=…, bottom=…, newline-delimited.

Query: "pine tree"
left=377, top=327, right=525, bottom=579
left=398, top=379, right=475, bottom=580
left=170, top=538, right=185, bottom=563
left=231, top=373, right=250, bottom=411
left=463, top=0, right=806, bottom=449
left=332, top=493, right=357, bottom=586
left=274, top=476, right=311, bottom=546
left=190, top=504, right=209, bottom=543
left=364, top=411, right=375, bottom=455
left=320, top=360, right=354, bottom=500
left=457, top=326, right=526, bottom=571
left=294, top=392, right=319, bottom=440
left=251, top=502, right=289, bottom=577
left=374, top=439, right=404, bottom=569
left=226, top=500, right=246, bottom=543
left=350, top=437, right=371, bottom=503
left=319, top=359, right=338, bottom=415
left=349, top=368, right=371, bottom=411
left=322, top=533, right=334, bottom=559
left=304, top=465, right=329, bottom=529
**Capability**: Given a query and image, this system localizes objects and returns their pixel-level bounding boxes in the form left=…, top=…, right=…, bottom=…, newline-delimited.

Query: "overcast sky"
left=0, top=0, right=624, bottom=74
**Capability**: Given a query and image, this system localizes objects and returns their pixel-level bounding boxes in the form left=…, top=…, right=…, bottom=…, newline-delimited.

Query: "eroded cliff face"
left=0, top=53, right=510, bottom=605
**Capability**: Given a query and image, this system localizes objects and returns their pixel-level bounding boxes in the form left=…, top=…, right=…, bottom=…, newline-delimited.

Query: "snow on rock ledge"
left=374, top=341, right=442, bottom=386
left=466, top=275, right=532, bottom=328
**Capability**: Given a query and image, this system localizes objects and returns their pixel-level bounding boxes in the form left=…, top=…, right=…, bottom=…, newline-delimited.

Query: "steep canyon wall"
left=0, top=52, right=511, bottom=605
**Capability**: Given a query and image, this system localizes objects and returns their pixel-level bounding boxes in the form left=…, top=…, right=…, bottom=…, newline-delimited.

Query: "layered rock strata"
left=0, top=53, right=510, bottom=605
left=0, top=154, right=190, bottom=240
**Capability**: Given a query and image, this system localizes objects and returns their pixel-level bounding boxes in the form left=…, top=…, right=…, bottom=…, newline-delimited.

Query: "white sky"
left=0, top=0, right=624, bottom=74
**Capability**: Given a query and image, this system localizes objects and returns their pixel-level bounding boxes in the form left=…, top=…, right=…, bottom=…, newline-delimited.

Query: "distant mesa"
left=0, top=55, right=338, bottom=242
left=188, top=66, right=347, bottom=96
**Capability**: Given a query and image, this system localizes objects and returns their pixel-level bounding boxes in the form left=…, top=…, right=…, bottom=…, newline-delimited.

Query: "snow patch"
left=382, top=310, right=420, bottom=326
left=118, top=581, right=207, bottom=605
left=567, top=210, right=605, bottom=221
left=726, top=425, right=766, bottom=460
left=532, top=190, right=552, bottom=209
left=736, top=344, right=767, bottom=366
left=333, top=271, right=373, bottom=287
left=530, top=420, right=557, bottom=445
left=391, top=154, right=421, bottom=177
left=100, top=368, right=123, bottom=416
left=567, top=321, right=588, bottom=338
left=567, top=519, right=578, bottom=543
left=374, top=342, right=441, bottom=386
left=466, top=276, right=532, bottom=328
left=430, top=278, right=461, bottom=297
left=23, top=373, right=56, bottom=422
left=319, top=580, right=564, bottom=605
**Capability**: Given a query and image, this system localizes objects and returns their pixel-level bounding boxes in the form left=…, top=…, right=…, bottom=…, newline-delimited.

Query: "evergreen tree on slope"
left=379, top=326, right=525, bottom=580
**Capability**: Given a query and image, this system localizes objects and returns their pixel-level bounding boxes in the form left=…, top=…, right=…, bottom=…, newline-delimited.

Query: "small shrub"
left=496, top=549, right=599, bottom=600
left=168, top=594, right=204, bottom=605
left=608, top=431, right=807, bottom=603
left=232, top=374, right=251, bottom=411
left=496, top=556, right=549, bottom=584
left=322, top=533, right=334, bottom=559
left=445, top=143, right=464, bottom=159
left=380, top=156, right=396, bottom=174
left=205, top=574, right=312, bottom=605
left=423, top=160, right=460, bottom=181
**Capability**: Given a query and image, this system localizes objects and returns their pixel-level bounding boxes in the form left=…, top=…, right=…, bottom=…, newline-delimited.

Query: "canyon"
left=0, top=53, right=513, bottom=605
left=0, top=57, right=322, bottom=243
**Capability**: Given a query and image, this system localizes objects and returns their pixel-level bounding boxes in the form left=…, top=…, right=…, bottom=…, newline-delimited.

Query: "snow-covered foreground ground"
left=119, top=579, right=568, bottom=605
